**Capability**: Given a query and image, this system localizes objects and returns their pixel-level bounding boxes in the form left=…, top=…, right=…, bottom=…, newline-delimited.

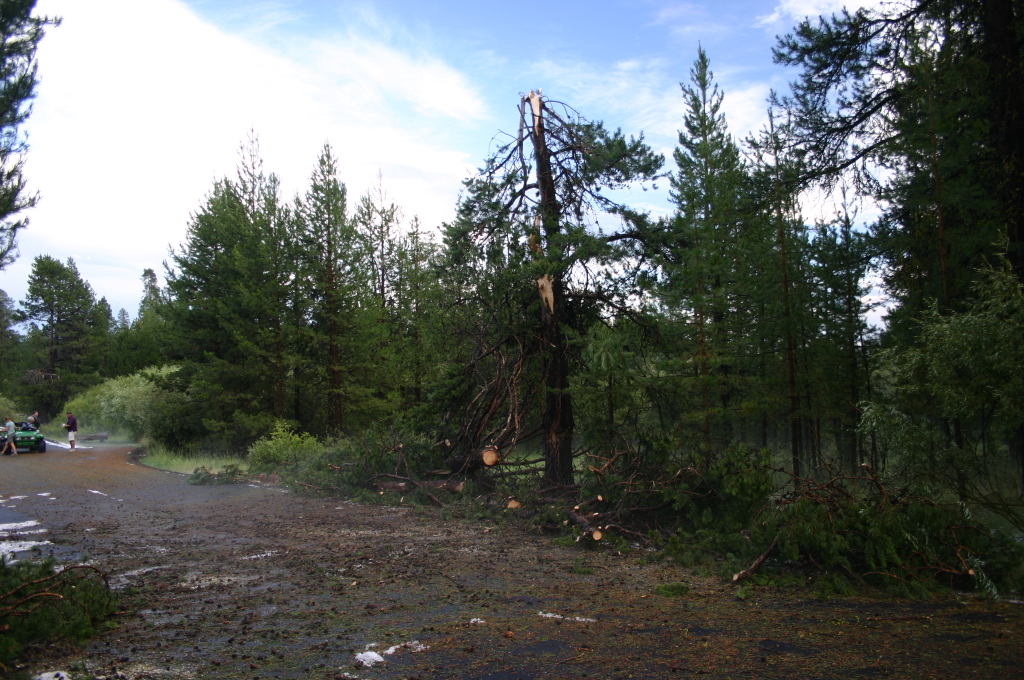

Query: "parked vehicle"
left=9, top=423, right=46, bottom=453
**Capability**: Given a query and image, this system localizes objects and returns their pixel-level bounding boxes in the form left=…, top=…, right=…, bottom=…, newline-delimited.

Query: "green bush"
left=0, top=394, right=22, bottom=423
left=755, top=482, right=1024, bottom=598
left=60, top=366, right=180, bottom=441
left=0, top=558, right=116, bottom=664
left=283, top=428, right=441, bottom=495
left=247, top=422, right=325, bottom=472
left=663, top=445, right=775, bottom=570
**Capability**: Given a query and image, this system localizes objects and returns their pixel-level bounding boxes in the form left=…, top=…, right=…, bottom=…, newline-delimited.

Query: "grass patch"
left=140, top=445, right=247, bottom=476
left=655, top=582, right=691, bottom=597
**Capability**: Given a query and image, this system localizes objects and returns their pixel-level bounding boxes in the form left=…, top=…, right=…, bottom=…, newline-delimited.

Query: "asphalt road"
left=1, top=444, right=1022, bottom=680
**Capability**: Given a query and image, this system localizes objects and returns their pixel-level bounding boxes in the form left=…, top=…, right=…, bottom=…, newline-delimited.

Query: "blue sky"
left=0, top=0, right=864, bottom=317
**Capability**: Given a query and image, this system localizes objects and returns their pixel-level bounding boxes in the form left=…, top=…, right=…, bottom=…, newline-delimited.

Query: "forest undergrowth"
left=219, top=425, right=1024, bottom=602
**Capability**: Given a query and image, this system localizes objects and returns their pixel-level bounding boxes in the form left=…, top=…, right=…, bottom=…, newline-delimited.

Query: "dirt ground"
left=0, top=444, right=1021, bottom=680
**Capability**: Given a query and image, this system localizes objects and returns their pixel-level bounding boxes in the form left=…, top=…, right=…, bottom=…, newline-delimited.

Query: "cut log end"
left=482, top=447, right=500, bottom=466
left=591, top=530, right=603, bottom=541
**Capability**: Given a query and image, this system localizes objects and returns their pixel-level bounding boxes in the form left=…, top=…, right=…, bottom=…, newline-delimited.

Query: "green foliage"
left=18, top=256, right=110, bottom=416
left=655, top=581, right=690, bottom=597
left=60, top=366, right=179, bottom=441
left=570, top=557, right=595, bottom=575
left=247, top=422, right=325, bottom=472
left=663, top=445, right=775, bottom=569
left=283, top=427, right=440, bottom=494
left=0, top=559, right=116, bottom=665
left=734, top=583, right=755, bottom=600
left=61, top=385, right=101, bottom=428
left=0, top=394, right=20, bottom=422
left=756, top=479, right=1024, bottom=598
left=0, top=1, right=59, bottom=269
left=188, top=464, right=247, bottom=485
left=865, top=265, right=1024, bottom=531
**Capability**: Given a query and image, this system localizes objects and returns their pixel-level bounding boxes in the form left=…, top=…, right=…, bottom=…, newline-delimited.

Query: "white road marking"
left=0, top=521, right=39, bottom=531
left=87, top=490, right=108, bottom=496
left=44, top=439, right=92, bottom=450
left=240, top=550, right=278, bottom=560
left=0, top=528, right=47, bottom=536
left=0, top=539, right=52, bottom=559
left=538, top=611, right=597, bottom=622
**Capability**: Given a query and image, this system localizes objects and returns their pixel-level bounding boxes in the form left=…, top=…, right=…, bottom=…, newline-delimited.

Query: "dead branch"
left=599, top=523, right=652, bottom=545
left=732, top=536, right=780, bottom=582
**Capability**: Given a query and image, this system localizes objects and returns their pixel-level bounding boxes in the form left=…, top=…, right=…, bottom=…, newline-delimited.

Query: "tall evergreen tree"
left=18, top=255, right=102, bottom=415
left=295, top=143, right=373, bottom=433
left=660, top=47, right=748, bottom=460
left=0, top=1, right=58, bottom=268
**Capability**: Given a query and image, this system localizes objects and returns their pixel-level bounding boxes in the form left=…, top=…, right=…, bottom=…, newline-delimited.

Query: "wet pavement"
left=1, top=444, right=1022, bottom=679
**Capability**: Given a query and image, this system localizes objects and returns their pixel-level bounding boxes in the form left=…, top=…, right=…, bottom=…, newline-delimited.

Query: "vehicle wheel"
left=36, top=441, right=46, bottom=453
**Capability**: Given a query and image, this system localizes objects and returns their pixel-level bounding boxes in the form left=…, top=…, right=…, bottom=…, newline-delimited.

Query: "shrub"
left=60, top=366, right=180, bottom=441
left=0, top=394, right=21, bottom=423
left=62, top=384, right=105, bottom=432
left=284, top=428, right=441, bottom=495
left=247, top=422, right=325, bottom=472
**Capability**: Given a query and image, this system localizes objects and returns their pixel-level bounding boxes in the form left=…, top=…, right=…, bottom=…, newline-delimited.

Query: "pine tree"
left=295, top=143, right=374, bottom=433
left=660, top=47, right=748, bottom=460
left=0, top=1, right=59, bottom=267
left=18, top=256, right=102, bottom=415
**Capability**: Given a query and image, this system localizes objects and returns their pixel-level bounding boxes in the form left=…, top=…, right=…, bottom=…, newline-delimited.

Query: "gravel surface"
left=0, top=444, right=1021, bottom=679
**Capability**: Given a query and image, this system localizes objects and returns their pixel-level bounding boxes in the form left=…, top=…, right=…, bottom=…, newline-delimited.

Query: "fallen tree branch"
left=732, top=536, right=779, bottom=582
left=568, top=510, right=604, bottom=541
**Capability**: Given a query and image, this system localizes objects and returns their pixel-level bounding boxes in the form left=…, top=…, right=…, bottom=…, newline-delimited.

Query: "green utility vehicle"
left=7, top=423, right=46, bottom=453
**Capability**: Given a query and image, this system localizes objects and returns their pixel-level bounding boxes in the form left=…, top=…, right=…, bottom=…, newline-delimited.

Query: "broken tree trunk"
left=525, top=90, right=575, bottom=488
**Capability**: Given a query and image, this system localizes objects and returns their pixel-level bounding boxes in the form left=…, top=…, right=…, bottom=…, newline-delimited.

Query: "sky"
left=0, top=0, right=868, bottom=317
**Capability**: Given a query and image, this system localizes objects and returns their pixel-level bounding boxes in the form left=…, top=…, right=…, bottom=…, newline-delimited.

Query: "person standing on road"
left=1, top=416, right=16, bottom=455
left=62, top=411, right=77, bottom=450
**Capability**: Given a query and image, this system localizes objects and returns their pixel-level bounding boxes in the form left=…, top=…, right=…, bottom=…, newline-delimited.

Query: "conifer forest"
left=4, top=0, right=1024, bottom=599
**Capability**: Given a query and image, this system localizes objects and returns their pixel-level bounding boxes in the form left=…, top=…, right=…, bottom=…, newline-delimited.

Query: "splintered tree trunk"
left=528, top=92, right=575, bottom=487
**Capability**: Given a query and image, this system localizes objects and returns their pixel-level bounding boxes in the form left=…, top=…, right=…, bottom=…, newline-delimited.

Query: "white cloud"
left=1, top=0, right=485, bottom=315
left=756, top=0, right=881, bottom=27
left=530, top=57, right=775, bottom=165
